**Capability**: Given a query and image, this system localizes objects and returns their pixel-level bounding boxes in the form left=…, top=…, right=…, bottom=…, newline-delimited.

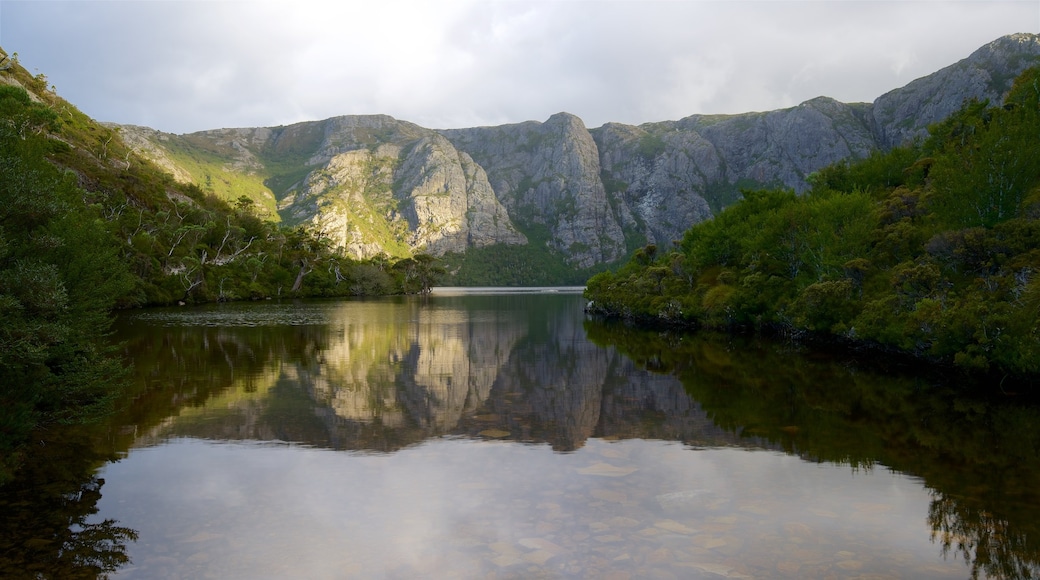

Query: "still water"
left=3, top=289, right=1040, bottom=579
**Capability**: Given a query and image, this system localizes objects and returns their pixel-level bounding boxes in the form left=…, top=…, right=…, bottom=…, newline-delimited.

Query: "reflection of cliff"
left=489, top=305, right=609, bottom=451
left=302, top=301, right=420, bottom=431
left=397, top=305, right=514, bottom=431
left=117, top=298, right=533, bottom=451
left=450, top=303, right=751, bottom=451
left=298, top=300, right=524, bottom=441
left=104, top=297, right=1040, bottom=579
left=471, top=345, right=745, bottom=452
left=597, top=363, right=727, bottom=444
left=117, top=296, right=750, bottom=455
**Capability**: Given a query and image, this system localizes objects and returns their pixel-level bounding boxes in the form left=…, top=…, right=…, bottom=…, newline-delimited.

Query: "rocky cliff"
left=120, top=33, right=1040, bottom=275
left=441, top=112, right=628, bottom=268
left=120, top=116, right=527, bottom=260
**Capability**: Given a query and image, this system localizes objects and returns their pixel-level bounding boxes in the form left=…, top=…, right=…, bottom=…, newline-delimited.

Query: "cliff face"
left=586, top=96, right=878, bottom=246
left=121, top=34, right=1040, bottom=272
left=141, top=115, right=528, bottom=259
left=441, top=113, right=628, bottom=268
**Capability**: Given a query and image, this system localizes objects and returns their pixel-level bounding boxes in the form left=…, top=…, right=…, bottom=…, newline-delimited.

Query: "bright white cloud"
left=0, top=0, right=1035, bottom=133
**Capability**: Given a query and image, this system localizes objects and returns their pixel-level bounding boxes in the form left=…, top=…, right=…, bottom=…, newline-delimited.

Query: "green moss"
left=158, top=135, right=282, bottom=220
left=636, top=132, right=667, bottom=161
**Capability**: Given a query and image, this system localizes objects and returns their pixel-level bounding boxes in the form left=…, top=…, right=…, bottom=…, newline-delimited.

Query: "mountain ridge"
left=118, top=33, right=1040, bottom=277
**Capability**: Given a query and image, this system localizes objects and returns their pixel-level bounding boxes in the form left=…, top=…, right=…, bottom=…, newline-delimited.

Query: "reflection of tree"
left=0, top=430, right=137, bottom=579
left=597, top=362, right=726, bottom=445
left=929, top=492, right=1040, bottom=580
left=585, top=317, right=1040, bottom=580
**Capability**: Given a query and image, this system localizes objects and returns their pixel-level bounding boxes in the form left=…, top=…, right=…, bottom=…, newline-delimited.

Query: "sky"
left=0, top=0, right=1037, bottom=134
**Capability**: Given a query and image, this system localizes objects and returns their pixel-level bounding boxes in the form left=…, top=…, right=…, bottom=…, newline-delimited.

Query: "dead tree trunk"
left=291, top=262, right=312, bottom=293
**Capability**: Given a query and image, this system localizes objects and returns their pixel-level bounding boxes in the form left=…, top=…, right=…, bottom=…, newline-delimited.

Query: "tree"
left=0, top=85, right=59, bottom=139
left=584, top=67, right=1040, bottom=380
left=0, top=111, right=133, bottom=478
left=929, top=96, right=1040, bottom=228
left=393, top=253, right=446, bottom=294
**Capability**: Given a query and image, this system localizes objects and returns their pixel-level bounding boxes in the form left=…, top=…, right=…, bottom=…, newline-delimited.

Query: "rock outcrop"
left=267, top=116, right=528, bottom=258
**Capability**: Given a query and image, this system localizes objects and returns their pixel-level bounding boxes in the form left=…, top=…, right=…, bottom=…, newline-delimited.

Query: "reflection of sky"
left=95, top=437, right=966, bottom=579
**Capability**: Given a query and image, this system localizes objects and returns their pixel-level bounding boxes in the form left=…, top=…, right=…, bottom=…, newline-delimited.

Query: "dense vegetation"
left=0, top=55, right=441, bottom=480
left=586, top=65, right=1040, bottom=380
left=0, top=85, right=133, bottom=479
left=441, top=226, right=607, bottom=286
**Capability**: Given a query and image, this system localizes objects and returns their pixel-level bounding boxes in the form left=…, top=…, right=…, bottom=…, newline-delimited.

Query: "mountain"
left=120, top=33, right=1040, bottom=276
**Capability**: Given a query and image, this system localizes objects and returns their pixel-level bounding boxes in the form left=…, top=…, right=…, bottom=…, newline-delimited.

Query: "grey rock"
left=442, top=112, right=628, bottom=268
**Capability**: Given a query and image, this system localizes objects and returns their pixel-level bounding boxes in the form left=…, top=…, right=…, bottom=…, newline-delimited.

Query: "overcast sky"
left=1, top=1, right=1036, bottom=134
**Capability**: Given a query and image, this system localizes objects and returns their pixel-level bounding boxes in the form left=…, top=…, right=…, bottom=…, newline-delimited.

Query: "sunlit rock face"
left=442, top=113, right=628, bottom=268
left=112, top=125, right=195, bottom=184
left=282, top=145, right=405, bottom=259
left=276, top=117, right=526, bottom=259
left=393, top=135, right=527, bottom=254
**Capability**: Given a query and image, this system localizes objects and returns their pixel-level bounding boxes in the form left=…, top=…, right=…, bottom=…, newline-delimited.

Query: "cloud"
left=1, top=0, right=1035, bottom=133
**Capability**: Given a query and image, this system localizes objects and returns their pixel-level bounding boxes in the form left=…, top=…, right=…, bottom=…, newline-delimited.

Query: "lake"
left=2, top=289, right=1039, bottom=579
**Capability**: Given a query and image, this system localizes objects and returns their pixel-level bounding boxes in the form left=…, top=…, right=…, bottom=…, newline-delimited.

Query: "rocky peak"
left=271, top=115, right=526, bottom=258
left=871, top=32, right=1040, bottom=148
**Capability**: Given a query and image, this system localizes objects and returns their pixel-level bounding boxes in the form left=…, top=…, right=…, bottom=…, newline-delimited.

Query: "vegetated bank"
left=586, top=66, right=1040, bottom=384
left=0, top=53, right=442, bottom=482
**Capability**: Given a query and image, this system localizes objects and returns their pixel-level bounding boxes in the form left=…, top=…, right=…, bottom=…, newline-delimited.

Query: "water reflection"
left=5, top=292, right=1040, bottom=578
left=0, top=428, right=138, bottom=579
left=113, top=295, right=744, bottom=454
left=102, top=294, right=1040, bottom=579
left=586, top=318, right=1040, bottom=580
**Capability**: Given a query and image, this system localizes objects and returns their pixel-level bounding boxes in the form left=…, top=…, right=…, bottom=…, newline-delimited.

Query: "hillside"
left=0, top=54, right=435, bottom=304
left=117, top=34, right=1040, bottom=282
left=0, top=49, right=437, bottom=479
left=585, top=64, right=1040, bottom=382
